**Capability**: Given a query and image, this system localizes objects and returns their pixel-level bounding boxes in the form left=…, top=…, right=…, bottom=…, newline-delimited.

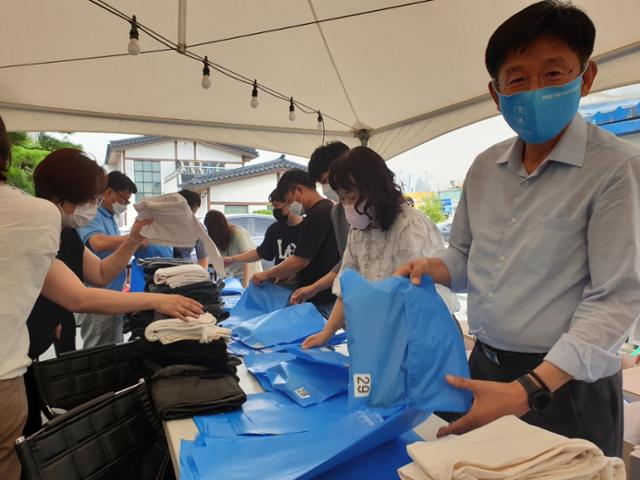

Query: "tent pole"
left=357, top=129, right=370, bottom=146
left=177, top=0, right=187, bottom=54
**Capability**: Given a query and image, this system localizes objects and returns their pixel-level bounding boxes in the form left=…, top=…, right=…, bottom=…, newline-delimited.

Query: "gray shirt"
left=437, top=115, right=640, bottom=382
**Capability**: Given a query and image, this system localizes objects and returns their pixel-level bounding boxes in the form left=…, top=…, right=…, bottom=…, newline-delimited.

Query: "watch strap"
left=528, top=370, right=551, bottom=394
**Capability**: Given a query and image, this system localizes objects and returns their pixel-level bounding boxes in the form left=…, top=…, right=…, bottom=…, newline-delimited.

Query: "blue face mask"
left=497, top=74, right=583, bottom=144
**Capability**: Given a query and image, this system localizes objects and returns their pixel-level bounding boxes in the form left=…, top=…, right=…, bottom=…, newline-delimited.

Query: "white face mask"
left=344, top=201, right=373, bottom=230
left=60, top=202, right=98, bottom=228
left=288, top=190, right=305, bottom=216
left=322, top=183, right=339, bottom=203
left=112, top=202, right=128, bottom=216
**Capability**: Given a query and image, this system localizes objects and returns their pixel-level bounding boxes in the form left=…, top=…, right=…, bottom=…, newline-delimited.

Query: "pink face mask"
left=344, top=201, right=373, bottom=230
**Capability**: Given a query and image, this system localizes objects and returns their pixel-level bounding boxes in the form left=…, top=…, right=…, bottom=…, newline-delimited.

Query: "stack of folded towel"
left=153, top=264, right=210, bottom=289
left=398, top=415, right=625, bottom=480
left=144, top=313, right=231, bottom=345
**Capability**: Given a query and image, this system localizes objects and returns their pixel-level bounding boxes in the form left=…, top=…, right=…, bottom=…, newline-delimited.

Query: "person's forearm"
left=98, top=237, right=140, bottom=284
left=88, top=234, right=128, bottom=253
left=323, top=298, right=345, bottom=335
left=230, top=249, right=261, bottom=264
left=310, top=271, right=337, bottom=295
left=426, top=257, right=452, bottom=287
left=242, top=263, right=251, bottom=288
left=264, top=255, right=308, bottom=280
left=533, top=361, right=572, bottom=393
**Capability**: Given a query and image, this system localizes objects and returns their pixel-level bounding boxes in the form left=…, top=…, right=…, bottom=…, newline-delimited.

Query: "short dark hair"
left=178, top=189, right=201, bottom=210
left=34, top=149, right=106, bottom=204
left=276, top=169, right=316, bottom=198
left=485, top=0, right=595, bottom=79
left=329, top=146, right=405, bottom=231
left=307, top=141, right=349, bottom=183
left=107, top=171, right=137, bottom=194
left=204, top=209, right=231, bottom=252
left=0, top=117, right=10, bottom=182
left=268, top=188, right=283, bottom=204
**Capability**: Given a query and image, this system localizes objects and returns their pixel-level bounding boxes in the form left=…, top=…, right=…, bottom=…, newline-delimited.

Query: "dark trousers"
left=469, top=343, right=623, bottom=458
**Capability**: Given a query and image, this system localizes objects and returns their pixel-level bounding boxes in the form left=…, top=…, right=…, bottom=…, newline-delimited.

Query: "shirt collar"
left=496, top=115, right=587, bottom=170
left=98, top=203, right=113, bottom=218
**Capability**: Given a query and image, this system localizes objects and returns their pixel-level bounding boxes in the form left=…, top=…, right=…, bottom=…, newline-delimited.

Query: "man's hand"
left=437, top=375, right=530, bottom=438
left=393, top=258, right=431, bottom=285
left=153, top=294, right=203, bottom=321
left=301, top=329, right=333, bottom=349
left=223, top=256, right=235, bottom=268
left=130, top=218, right=153, bottom=241
left=290, top=285, right=316, bottom=304
left=251, top=271, right=269, bottom=286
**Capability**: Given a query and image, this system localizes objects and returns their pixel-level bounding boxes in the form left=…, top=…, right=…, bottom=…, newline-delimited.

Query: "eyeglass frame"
left=492, top=62, right=589, bottom=95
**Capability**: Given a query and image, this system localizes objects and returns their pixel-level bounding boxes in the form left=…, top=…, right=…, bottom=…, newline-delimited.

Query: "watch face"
left=531, top=390, right=552, bottom=410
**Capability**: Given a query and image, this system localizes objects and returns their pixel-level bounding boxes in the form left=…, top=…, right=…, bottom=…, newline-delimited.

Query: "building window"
left=133, top=160, right=161, bottom=199
left=224, top=204, right=249, bottom=214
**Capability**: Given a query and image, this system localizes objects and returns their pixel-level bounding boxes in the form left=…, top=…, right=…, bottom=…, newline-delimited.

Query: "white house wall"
left=195, top=144, right=243, bottom=165
left=207, top=173, right=280, bottom=213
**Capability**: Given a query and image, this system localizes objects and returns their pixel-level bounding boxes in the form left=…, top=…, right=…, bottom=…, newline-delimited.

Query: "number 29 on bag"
left=353, top=374, right=371, bottom=398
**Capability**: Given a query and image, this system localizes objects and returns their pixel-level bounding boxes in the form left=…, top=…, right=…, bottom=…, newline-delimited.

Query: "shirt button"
left=499, top=256, right=505, bottom=261
left=511, top=218, right=517, bottom=224
left=487, top=292, right=494, bottom=299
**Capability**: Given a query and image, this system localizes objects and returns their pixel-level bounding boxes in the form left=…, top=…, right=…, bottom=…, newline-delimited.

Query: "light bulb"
left=201, top=56, right=211, bottom=89
left=127, top=38, right=140, bottom=55
left=250, top=79, right=259, bottom=108
left=317, top=112, right=323, bottom=130
left=288, top=97, right=296, bottom=121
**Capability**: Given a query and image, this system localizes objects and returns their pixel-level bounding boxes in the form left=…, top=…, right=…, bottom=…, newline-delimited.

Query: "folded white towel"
left=398, top=416, right=625, bottom=480
left=144, top=313, right=231, bottom=345
left=153, top=264, right=210, bottom=288
left=134, top=193, right=224, bottom=277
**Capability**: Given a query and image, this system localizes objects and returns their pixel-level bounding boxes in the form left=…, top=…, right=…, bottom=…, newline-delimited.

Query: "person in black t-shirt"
left=223, top=189, right=303, bottom=276
left=252, top=170, right=339, bottom=317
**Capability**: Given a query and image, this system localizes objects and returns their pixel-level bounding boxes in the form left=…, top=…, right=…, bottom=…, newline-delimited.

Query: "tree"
left=419, top=196, right=446, bottom=224
left=5, top=133, right=82, bottom=194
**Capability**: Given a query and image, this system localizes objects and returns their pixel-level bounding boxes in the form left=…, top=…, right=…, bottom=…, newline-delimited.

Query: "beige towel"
left=144, top=313, right=231, bottom=345
left=153, top=264, right=210, bottom=288
left=398, top=416, right=625, bottom=480
left=134, top=193, right=224, bottom=277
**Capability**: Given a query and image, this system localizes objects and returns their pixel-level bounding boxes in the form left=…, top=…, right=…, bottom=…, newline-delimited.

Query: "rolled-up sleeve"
left=436, top=188, right=471, bottom=292
left=546, top=157, right=640, bottom=381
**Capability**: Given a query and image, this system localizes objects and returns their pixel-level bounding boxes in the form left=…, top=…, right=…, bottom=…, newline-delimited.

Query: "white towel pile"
left=398, top=416, right=625, bottom=480
left=144, top=313, right=231, bottom=345
left=153, top=264, right=210, bottom=289
left=134, top=193, right=224, bottom=276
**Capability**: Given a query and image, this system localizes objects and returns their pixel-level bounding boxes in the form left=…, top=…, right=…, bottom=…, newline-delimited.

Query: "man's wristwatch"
left=516, top=372, right=552, bottom=411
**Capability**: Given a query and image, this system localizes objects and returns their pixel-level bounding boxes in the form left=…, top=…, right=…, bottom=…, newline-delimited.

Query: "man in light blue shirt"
left=77, top=171, right=139, bottom=347
left=396, top=1, right=640, bottom=456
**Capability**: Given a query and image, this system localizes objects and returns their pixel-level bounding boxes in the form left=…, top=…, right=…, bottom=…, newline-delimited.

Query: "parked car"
left=438, top=222, right=452, bottom=243
left=226, top=214, right=276, bottom=269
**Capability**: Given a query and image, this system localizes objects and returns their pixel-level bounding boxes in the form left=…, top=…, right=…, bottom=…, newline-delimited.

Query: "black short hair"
left=268, top=188, right=283, bottom=204
left=485, top=0, right=595, bottom=79
left=276, top=169, right=315, bottom=198
left=178, top=189, right=201, bottom=209
left=329, top=146, right=405, bottom=231
left=107, top=171, right=137, bottom=194
left=307, top=141, right=349, bottom=183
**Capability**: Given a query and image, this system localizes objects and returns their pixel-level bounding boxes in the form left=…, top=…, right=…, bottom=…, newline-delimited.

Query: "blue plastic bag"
left=265, top=357, right=348, bottom=407
left=243, top=352, right=296, bottom=391
left=220, top=282, right=292, bottom=328
left=233, top=303, right=325, bottom=349
left=341, top=269, right=472, bottom=413
left=227, top=391, right=350, bottom=435
left=285, top=345, right=349, bottom=369
left=188, top=406, right=426, bottom=480
left=222, top=277, right=244, bottom=296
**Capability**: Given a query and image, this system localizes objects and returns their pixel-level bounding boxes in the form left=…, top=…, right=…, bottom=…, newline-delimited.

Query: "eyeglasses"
left=493, top=65, right=582, bottom=95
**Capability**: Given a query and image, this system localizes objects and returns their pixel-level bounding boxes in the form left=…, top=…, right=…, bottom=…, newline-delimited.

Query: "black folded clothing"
left=150, top=364, right=246, bottom=420
left=134, top=338, right=237, bottom=375
left=147, top=280, right=222, bottom=305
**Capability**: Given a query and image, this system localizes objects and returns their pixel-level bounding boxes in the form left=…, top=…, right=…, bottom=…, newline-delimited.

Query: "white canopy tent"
left=1, top=0, right=639, bottom=159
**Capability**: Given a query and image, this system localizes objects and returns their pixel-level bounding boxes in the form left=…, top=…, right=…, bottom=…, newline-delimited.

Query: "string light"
left=317, top=111, right=324, bottom=130
left=250, top=79, right=259, bottom=108
left=201, top=56, right=211, bottom=89
left=288, top=97, right=296, bottom=121
left=127, top=15, right=141, bottom=55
